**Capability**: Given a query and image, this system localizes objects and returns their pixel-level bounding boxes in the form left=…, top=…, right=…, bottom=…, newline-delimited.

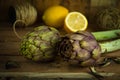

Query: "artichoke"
left=57, top=31, right=101, bottom=66
left=20, top=26, right=60, bottom=62
left=96, top=7, right=120, bottom=30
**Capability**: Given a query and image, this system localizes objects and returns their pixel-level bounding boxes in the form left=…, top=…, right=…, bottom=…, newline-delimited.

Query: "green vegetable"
left=20, top=26, right=61, bottom=62
left=20, top=26, right=120, bottom=66
left=96, top=7, right=120, bottom=30
left=57, top=31, right=101, bottom=66
left=92, top=29, right=120, bottom=53
left=57, top=30, right=120, bottom=66
left=100, top=39, right=120, bottom=53
left=92, top=29, right=120, bottom=41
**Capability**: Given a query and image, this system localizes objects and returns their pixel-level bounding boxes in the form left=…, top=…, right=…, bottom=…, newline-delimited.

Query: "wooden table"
left=0, top=22, right=120, bottom=80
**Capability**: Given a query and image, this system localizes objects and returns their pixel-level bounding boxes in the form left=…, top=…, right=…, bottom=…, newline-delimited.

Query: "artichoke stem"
left=92, top=29, right=120, bottom=41
left=99, top=39, right=120, bottom=54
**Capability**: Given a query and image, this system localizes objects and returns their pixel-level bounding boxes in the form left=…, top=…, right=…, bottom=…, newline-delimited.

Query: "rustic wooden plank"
left=0, top=72, right=112, bottom=78
left=0, top=77, right=92, bottom=80
left=0, top=55, right=120, bottom=73
left=0, top=42, right=20, bottom=49
left=0, top=42, right=20, bottom=55
left=0, top=56, right=30, bottom=62
left=102, top=50, right=120, bottom=58
left=0, top=29, right=32, bottom=42
left=0, top=77, right=93, bottom=80
left=0, top=72, right=120, bottom=80
left=0, top=49, right=19, bottom=55
left=0, top=25, right=32, bottom=39
left=0, top=56, right=88, bottom=72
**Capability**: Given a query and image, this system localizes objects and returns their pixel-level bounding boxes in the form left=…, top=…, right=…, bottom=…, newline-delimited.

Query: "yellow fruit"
left=42, top=5, right=69, bottom=28
left=64, top=12, right=88, bottom=33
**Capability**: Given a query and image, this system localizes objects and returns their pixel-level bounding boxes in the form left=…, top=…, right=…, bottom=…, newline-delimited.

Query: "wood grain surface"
left=0, top=23, right=120, bottom=79
left=0, top=0, right=120, bottom=79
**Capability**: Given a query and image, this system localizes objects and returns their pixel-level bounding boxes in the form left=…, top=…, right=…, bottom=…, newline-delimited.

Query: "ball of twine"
left=96, top=7, right=120, bottom=30
left=8, top=0, right=37, bottom=39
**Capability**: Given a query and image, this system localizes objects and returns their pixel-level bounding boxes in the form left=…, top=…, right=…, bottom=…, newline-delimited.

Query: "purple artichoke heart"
left=57, top=31, right=101, bottom=66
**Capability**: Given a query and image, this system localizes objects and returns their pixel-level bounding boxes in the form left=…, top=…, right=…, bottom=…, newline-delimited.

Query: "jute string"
left=9, top=0, right=37, bottom=39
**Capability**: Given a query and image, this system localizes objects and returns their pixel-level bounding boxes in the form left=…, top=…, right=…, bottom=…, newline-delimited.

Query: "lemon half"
left=64, top=12, right=88, bottom=33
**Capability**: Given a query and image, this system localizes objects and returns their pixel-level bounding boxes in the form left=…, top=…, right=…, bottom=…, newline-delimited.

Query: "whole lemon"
left=42, top=5, right=69, bottom=28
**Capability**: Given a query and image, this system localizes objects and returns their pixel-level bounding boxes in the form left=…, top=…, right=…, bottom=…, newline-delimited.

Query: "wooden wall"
left=0, top=0, right=120, bottom=22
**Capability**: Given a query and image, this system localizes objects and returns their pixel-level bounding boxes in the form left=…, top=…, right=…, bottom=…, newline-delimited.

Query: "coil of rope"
left=8, top=0, right=37, bottom=39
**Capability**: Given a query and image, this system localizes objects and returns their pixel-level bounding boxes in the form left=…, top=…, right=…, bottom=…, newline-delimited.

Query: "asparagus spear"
left=92, top=29, right=120, bottom=41
left=99, top=39, right=120, bottom=54
left=91, top=29, right=120, bottom=53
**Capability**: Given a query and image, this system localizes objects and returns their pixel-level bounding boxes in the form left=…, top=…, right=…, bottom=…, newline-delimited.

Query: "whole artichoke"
left=96, top=7, right=120, bottom=30
left=57, top=31, right=101, bottom=66
left=20, top=26, right=60, bottom=62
